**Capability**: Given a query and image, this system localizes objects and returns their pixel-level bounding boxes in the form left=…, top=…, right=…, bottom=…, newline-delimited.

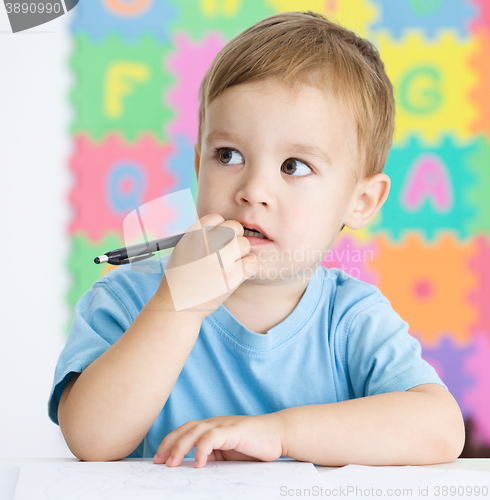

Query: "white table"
left=2, top=457, right=489, bottom=499
left=317, top=458, right=490, bottom=475
left=2, top=457, right=489, bottom=472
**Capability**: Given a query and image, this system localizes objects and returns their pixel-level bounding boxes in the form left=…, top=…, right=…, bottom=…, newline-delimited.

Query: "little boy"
left=49, top=11, right=465, bottom=467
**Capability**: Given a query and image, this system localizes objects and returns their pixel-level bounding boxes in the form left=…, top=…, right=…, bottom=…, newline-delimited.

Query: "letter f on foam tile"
left=105, top=63, right=151, bottom=119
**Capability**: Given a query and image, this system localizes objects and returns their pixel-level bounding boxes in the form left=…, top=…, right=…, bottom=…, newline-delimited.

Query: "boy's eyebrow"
left=204, top=131, right=241, bottom=145
left=204, top=131, right=332, bottom=166
left=284, top=143, right=332, bottom=166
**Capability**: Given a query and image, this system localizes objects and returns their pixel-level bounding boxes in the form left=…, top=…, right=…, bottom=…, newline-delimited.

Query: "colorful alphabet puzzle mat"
left=68, top=0, right=490, bottom=454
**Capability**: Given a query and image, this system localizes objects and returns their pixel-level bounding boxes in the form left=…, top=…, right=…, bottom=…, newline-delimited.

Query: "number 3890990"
left=5, top=3, right=62, bottom=14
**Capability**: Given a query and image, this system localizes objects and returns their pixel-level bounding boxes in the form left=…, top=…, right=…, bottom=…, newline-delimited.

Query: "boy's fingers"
left=238, top=234, right=251, bottom=253
left=204, top=222, right=239, bottom=255
left=164, top=423, right=214, bottom=466
left=216, top=219, right=243, bottom=238
left=194, top=429, right=228, bottom=468
left=153, top=421, right=199, bottom=463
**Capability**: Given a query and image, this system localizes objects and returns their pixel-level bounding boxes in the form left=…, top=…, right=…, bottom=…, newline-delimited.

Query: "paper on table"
left=0, top=466, right=20, bottom=500
left=322, top=464, right=490, bottom=499
left=13, top=460, right=322, bottom=500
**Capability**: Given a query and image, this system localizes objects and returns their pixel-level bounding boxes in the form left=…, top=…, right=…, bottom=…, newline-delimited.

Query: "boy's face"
left=194, top=78, right=363, bottom=283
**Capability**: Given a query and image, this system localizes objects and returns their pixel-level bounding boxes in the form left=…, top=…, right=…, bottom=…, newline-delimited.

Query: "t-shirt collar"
left=208, top=265, right=325, bottom=351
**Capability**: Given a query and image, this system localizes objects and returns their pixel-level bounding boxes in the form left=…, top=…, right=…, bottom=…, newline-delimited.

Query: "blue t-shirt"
left=48, top=255, right=446, bottom=459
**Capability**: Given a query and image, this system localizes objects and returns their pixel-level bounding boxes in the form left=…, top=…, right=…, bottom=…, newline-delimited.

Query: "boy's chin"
left=244, top=265, right=317, bottom=284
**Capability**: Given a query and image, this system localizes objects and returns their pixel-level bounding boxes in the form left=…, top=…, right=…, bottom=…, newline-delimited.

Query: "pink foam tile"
left=469, top=0, right=490, bottom=35
left=322, top=234, right=380, bottom=285
left=69, top=133, right=177, bottom=243
left=468, top=234, right=490, bottom=334
left=166, top=32, right=227, bottom=144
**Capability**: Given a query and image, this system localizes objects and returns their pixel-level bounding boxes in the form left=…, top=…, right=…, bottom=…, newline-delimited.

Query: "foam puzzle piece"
left=327, top=0, right=379, bottom=38
left=469, top=0, right=490, bottom=35
left=166, top=135, right=199, bottom=206
left=421, top=334, right=474, bottom=417
left=166, top=32, right=227, bottom=144
left=370, top=135, right=478, bottom=242
left=70, top=34, right=174, bottom=142
left=268, top=0, right=379, bottom=38
left=67, top=232, right=124, bottom=329
left=168, top=0, right=274, bottom=44
left=69, top=133, right=177, bottom=243
left=463, top=330, right=490, bottom=444
left=368, top=231, right=478, bottom=347
left=322, top=233, right=380, bottom=286
left=375, top=30, right=478, bottom=143
left=370, top=0, right=477, bottom=39
left=469, top=29, right=490, bottom=140
left=465, top=136, right=490, bottom=234
left=469, top=235, right=490, bottom=336
left=70, top=0, right=178, bottom=44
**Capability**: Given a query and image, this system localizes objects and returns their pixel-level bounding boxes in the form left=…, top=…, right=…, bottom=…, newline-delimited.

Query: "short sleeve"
left=48, top=282, right=133, bottom=425
left=345, top=294, right=447, bottom=398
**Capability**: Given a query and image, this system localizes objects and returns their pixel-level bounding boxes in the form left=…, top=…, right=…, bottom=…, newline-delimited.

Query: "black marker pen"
left=94, top=232, right=186, bottom=266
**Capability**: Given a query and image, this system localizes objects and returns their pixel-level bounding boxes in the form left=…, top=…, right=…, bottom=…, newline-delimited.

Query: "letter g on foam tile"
left=375, top=31, right=478, bottom=144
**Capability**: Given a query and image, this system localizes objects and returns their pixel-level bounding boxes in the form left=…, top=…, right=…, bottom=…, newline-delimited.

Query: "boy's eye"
left=213, top=147, right=313, bottom=178
left=214, top=147, right=243, bottom=165
left=281, top=158, right=313, bottom=177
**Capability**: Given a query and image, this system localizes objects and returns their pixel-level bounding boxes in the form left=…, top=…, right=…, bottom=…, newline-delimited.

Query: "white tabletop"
left=2, top=458, right=489, bottom=500
left=316, top=458, right=490, bottom=475
left=1, top=457, right=489, bottom=473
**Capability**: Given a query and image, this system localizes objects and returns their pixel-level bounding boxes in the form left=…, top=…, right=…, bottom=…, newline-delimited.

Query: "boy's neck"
left=222, top=264, right=319, bottom=334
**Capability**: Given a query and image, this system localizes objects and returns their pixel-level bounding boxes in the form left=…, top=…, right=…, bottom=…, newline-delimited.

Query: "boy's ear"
left=344, top=173, right=391, bottom=230
left=194, top=143, right=201, bottom=181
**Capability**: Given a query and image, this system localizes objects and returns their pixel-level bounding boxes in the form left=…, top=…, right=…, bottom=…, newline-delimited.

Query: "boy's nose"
left=236, top=167, right=273, bottom=206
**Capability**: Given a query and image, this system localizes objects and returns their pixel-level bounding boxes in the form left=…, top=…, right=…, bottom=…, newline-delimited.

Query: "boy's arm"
left=58, top=275, right=204, bottom=462
left=279, top=383, right=465, bottom=466
left=152, top=383, right=464, bottom=468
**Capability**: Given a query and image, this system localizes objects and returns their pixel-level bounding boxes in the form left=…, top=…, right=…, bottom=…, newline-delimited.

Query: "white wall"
left=0, top=7, right=75, bottom=457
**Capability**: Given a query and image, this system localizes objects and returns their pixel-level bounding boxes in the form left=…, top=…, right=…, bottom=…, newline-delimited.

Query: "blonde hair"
left=197, top=11, right=395, bottom=182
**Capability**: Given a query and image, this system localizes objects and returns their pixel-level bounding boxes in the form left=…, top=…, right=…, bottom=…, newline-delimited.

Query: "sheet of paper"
left=322, top=464, right=490, bottom=499
left=0, top=466, right=20, bottom=500
left=13, top=460, right=322, bottom=500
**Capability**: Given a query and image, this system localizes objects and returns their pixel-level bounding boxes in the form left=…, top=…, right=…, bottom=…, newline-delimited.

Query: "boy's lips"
left=236, top=220, right=272, bottom=241
left=243, top=235, right=273, bottom=248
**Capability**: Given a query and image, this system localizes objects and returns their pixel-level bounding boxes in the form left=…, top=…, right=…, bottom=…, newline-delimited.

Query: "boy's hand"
left=153, top=413, right=285, bottom=468
left=155, top=213, right=259, bottom=321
